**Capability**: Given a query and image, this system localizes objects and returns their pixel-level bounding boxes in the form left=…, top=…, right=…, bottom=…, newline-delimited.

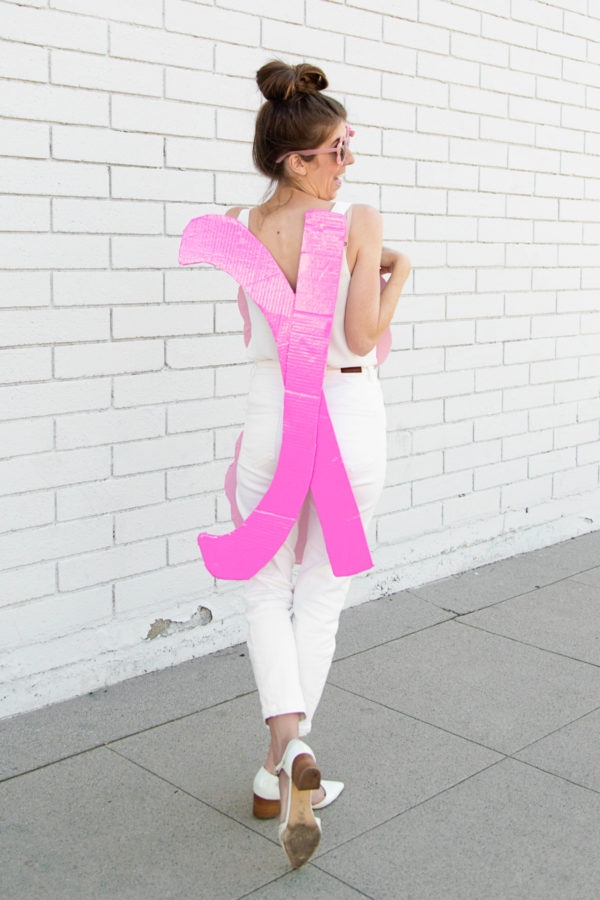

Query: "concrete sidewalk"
left=2, top=530, right=600, bottom=899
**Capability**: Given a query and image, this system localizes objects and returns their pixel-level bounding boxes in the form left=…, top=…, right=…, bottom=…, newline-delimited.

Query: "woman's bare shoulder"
left=224, top=206, right=244, bottom=218
left=349, top=204, right=382, bottom=229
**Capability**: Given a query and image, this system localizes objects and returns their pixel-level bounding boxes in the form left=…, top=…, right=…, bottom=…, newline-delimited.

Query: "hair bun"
left=256, top=60, right=328, bottom=102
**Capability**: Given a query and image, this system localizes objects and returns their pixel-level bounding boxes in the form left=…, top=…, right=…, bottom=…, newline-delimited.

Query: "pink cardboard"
left=178, top=210, right=373, bottom=580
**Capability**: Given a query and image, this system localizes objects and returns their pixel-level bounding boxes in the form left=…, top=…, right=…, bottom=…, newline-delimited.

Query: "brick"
left=501, top=474, right=552, bottom=511
left=447, top=294, right=503, bottom=319
left=261, top=18, right=344, bottom=59
left=529, top=402, right=576, bottom=431
left=166, top=0, right=259, bottom=44
left=0, top=379, right=110, bottom=421
left=414, top=370, right=474, bottom=401
left=529, top=447, right=576, bottom=477
left=0, top=585, right=112, bottom=651
left=113, top=369, right=213, bottom=408
left=0, top=308, right=109, bottom=348
left=167, top=396, right=247, bottom=433
left=53, top=126, right=163, bottom=167
left=114, top=557, right=214, bottom=614
left=446, top=343, right=503, bottom=371
left=481, top=65, right=535, bottom=100
left=54, top=270, right=162, bottom=306
left=306, top=0, right=381, bottom=38
left=0, top=158, right=108, bottom=200
left=215, top=424, right=242, bottom=459
left=504, top=291, right=555, bottom=316
left=475, top=364, right=529, bottom=391
left=214, top=172, right=271, bottom=206
left=113, top=305, right=213, bottom=339
left=51, top=48, right=162, bottom=96
left=166, top=459, right=232, bottom=499
left=412, top=421, right=472, bottom=454
left=0, top=79, right=109, bottom=125
left=445, top=391, right=502, bottom=421
left=415, top=216, right=476, bottom=241
left=414, top=321, right=475, bottom=348
left=54, top=198, right=164, bottom=235
left=166, top=137, right=251, bottom=173
left=0, top=515, right=112, bottom=571
left=0, top=446, right=110, bottom=497
left=56, top=339, right=164, bottom=379
left=215, top=363, right=252, bottom=397
left=58, top=472, right=164, bottom=520
left=476, top=318, right=530, bottom=343
left=503, top=383, right=554, bottom=411
left=554, top=421, right=599, bottom=450
left=412, top=470, right=472, bottom=505
left=216, top=108, right=256, bottom=142
left=51, top=0, right=163, bottom=25
left=166, top=334, right=244, bottom=369
left=0, top=418, right=53, bottom=460
left=0, top=347, right=52, bottom=384
left=553, top=464, right=599, bottom=498
left=0, top=119, right=49, bottom=159
left=384, top=15, right=449, bottom=53
left=530, top=358, right=579, bottom=384
left=504, top=338, right=555, bottom=364
left=502, top=429, right=553, bottom=460
left=377, top=502, right=442, bottom=544
left=0, top=37, right=47, bottom=82
left=537, top=24, right=586, bottom=60
left=0, top=490, right=55, bottom=538
left=474, top=457, right=528, bottom=490
left=115, top=494, right=214, bottom=543
left=111, top=20, right=211, bottom=68
left=383, top=130, right=445, bottom=163
left=0, top=196, right=50, bottom=231
left=166, top=69, right=258, bottom=111
left=0, top=233, right=109, bottom=270
left=577, top=442, right=600, bottom=466
left=215, top=302, right=243, bottom=334
left=443, top=487, right=501, bottom=525
left=0, top=561, right=55, bottom=607
left=532, top=267, right=580, bottom=291
left=0, top=5, right=107, bottom=52
left=59, top=538, right=166, bottom=591
left=445, top=439, right=502, bottom=473
left=113, top=431, right=213, bottom=476
left=111, top=167, right=212, bottom=203
left=112, top=95, right=215, bottom=139
left=474, top=411, right=528, bottom=441
left=383, top=348, right=444, bottom=378
left=531, top=314, right=579, bottom=338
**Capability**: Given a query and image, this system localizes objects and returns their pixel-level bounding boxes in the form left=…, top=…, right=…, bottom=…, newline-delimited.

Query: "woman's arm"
left=344, top=205, right=411, bottom=357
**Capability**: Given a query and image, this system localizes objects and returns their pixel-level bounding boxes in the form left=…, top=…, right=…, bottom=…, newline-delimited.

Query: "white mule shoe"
left=253, top=766, right=344, bottom=818
left=275, top=738, right=322, bottom=869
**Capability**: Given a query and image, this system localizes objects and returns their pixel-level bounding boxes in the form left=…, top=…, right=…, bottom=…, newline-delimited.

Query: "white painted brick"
left=554, top=421, right=598, bottom=451
left=214, top=173, right=271, bottom=206
left=215, top=425, right=243, bottom=460
left=387, top=399, right=442, bottom=430
left=557, top=335, right=599, bottom=359
left=501, top=474, right=552, bottom=511
left=383, top=130, right=446, bottom=165
left=0, top=308, right=109, bottom=348
left=0, top=379, right=110, bottom=421
left=386, top=450, right=442, bottom=487
left=0, top=561, right=55, bottom=606
left=113, top=369, right=213, bottom=408
left=0, top=233, right=109, bottom=270
left=166, top=335, right=244, bottom=369
left=381, top=187, right=444, bottom=215
left=167, top=529, right=207, bottom=565
left=581, top=313, right=600, bottom=333
left=374, top=482, right=412, bottom=516
left=0, top=491, right=54, bottom=534
left=111, top=95, right=215, bottom=139
left=480, top=65, right=535, bottom=100
left=529, top=402, right=577, bottom=432
left=0, top=585, right=112, bottom=651
left=386, top=430, right=412, bottom=459
left=218, top=0, right=304, bottom=22
left=51, top=0, right=163, bottom=26
left=412, top=421, right=472, bottom=454
left=0, top=118, right=49, bottom=159
left=392, top=297, right=443, bottom=325
left=414, top=321, right=475, bottom=348
left=0, top=5, right=107, bottom=52
left=504, top=291, right=555, bottom=316
left=115, top=495, right=214, bottom=543
left=0, top=348, right=52, bottom=384
left=378, top=378, right=412, bottom=409
left=216, top=107, right=256, bottom=142
left=0, top=419, right=53, bottom=459
left=446, top=294, right=503, bottom=320
left=215, top=363, right=252, bottom=397
left=421, top=0, right=480, bottom=32
left=166, top=0, right=260, bottom=44
left=114, top=557, right=214, bottom=614
left=553, top=464, right=598, bottom=498
left=111, top=21, right=212, bottom=68
left=443, top=487, right=501, bottom=525
left=0, top=515, right=112, bottom=571
left=111, top=168, right=212, bottom=204
left=537, top=23, right=586, bottom=60
left=480, top=114, right=535, bottom=147
left=166, top=138, right=250, bottom=173
left=112, top=235, right=184, bottom=269
left=577, top=442, right=600, bottom=466
left=166, top=459, right=231, bottom=499
left=51, top=48, right=162, bottom=96
left=446, top=343, right=503, bottom=371
left=413, top=470, right=472, bottom=505
left=0, top=196, right=50, bottom=231
left=532, top=268, right=580, bottom=291
left=216, top=303, right=243, bottom=334
left=504, top=338, right=555, bottom=364
left=53, top=126, right=163, bottom=168
left=167, top=202, right=235, bottom=238
left=383, top=348, right=443, bottom=378
left=113, top=305, right=213, bottom=339
left=352, top=155, right=414, bottom=187
left=580, top=358, right=600, bottom=379
left=413, top=370, right=474, bottom=401
left=56, top=340, right=164, bottom=379
left=262, top=18, right=344, bottom=59
left=530, top=358, right=579, bottom=384
left=445, top=391, right=502, bottom=421
left=536, top=124, right=583, bottom=154
left=445, top=439, right=501, bottom=473
left=166, top=69, right=258, bottom=111
left=377, top=502, right=442, bottom=544
left=58, top=472, right=164, bottom=520
left=307, top=0, right=381, bottom=38
left=382, top=72, right=447, bottom=108
left=54, top=198, right=163, bottom=235
left=475, top=364, right=529, bottom=391
left=168, top=396, right=247, bottom=434
left=503, top=383, right=554, bottom=411
left=531, top=314, right=579, bottom=339
left=0, top=446, right=110, bottom=497
left=0, top=36, right=47, bottom=82
left=476, top=318, right=530, bottom=344
left=384, top=15, right=449, bottom=53
left=0, top=79, right=108, bottom=126
left=54, top=270, right=162, bottom=306
left=474, top=457, right=528, bottom=490
left=502, top=429, right=553, bottom=461
left=59, top=538, right=166, bottom=591
left=113, top=431, right=213, bottom=476
left=529, top=447, right=576, bottom=477
left=417, top=215, right=477, bottom=241
left=474, top=411, right=528, bottom=441
left=577, top=398, right=600, bottom=424
left=0, top=157, right=108, bottom=198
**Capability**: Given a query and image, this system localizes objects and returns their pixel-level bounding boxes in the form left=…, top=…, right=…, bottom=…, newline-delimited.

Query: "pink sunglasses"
left=276, top=125, right=355, bottom=166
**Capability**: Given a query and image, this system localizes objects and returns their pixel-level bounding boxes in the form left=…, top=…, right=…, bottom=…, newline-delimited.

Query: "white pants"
left=236, top=360, right=387, bottom=737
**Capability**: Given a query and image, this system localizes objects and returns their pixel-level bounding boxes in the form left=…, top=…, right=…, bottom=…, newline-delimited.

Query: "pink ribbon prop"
left=178, top=211, right=373, bottom=580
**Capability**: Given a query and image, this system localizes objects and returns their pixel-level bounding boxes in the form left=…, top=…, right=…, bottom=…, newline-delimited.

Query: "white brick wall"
left=1, top=0, right=599, bottom=718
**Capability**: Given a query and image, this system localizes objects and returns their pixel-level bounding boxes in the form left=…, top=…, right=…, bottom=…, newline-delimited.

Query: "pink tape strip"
left=178, top=211, right=373, bottom=580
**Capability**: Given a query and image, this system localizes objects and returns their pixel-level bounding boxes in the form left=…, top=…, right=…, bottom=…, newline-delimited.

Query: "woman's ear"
left=287, top=154, right=308, bottom=178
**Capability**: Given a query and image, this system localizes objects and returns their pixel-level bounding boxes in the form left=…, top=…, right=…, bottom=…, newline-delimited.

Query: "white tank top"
left=237, top=202, right=377, bottom=369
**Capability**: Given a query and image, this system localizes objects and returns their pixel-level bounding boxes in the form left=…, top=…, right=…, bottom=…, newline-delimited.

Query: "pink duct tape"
left=178, top=210, right=373, bottom=580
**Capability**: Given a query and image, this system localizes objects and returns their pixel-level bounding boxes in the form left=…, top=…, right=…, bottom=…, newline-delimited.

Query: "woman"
left=226, top=60, right=411, bottom=868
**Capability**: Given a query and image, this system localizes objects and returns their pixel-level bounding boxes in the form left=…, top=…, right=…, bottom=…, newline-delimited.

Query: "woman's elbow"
left=346, top=333, right=377, bottom=357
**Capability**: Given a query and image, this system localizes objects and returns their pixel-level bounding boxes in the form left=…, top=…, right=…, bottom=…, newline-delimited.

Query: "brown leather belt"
left=340, top=366, right=362, bottom=373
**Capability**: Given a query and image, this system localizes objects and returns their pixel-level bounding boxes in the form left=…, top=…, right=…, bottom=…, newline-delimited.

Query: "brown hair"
left=253, top=60, right=347, bottom=186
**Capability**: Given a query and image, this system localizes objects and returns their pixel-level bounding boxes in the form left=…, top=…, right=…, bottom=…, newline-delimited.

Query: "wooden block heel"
left=291, top=753, right=321, bottom=792
left=252, top=793, right=280, bottom=819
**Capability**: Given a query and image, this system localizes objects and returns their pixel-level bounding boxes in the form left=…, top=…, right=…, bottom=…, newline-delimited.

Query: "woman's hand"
left=380, top=246, right=411, bottom=277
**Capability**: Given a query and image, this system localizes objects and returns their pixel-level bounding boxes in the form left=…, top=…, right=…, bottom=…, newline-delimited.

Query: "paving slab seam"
left=333, top=614, right=459, bottom=664
left=502, top=753, right=600, bottom=796
left=326, top=680, right=512, bottom=758
left=309, top=755, right=509, bottom=864
left=234, top=867, right=374, bottom=900
left=454, top=618, right=600, bottom=669
left=104, top=743, right=285, bottom=848
left=509, top=703, right=600, bottom=756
